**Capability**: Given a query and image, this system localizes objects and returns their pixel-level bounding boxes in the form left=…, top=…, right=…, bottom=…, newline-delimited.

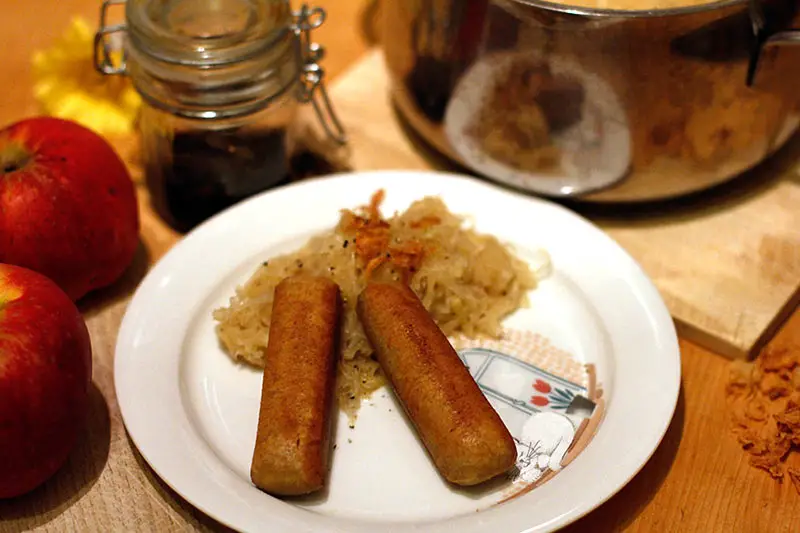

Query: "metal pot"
left=381, top=0, right=800, bottom=202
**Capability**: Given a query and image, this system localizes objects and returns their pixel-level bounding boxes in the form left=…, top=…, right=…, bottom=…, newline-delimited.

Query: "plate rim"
left=114, top=169, right=681, bottom=533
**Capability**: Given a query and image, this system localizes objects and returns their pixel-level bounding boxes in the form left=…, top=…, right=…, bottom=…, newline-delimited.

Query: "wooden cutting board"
left=300, top=49, right=800, bottom=360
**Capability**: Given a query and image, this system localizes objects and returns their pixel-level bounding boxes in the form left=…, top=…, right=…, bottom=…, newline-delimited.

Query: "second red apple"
left=0, top=263, right=92, bottom=499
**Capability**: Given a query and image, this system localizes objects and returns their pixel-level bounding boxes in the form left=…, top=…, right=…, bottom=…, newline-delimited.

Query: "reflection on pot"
left=444, top=51, right=632, bottom=196
left=382, top=0, right=800, bottom=202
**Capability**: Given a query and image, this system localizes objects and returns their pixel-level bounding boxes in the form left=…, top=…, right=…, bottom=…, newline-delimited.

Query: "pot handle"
left=747, top=0, right=800, bottom=86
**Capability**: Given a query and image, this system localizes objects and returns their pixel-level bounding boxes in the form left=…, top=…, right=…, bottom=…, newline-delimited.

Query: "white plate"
left=115, top=170, right=680, bottom=533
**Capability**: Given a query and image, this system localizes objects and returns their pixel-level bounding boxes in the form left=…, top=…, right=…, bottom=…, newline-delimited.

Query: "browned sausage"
left=357, top=282, right=517, bottom=486
left=250, top=275, right=341, bottom=496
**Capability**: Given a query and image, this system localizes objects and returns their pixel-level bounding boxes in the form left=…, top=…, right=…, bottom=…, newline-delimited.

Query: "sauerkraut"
left=213, top=191, right=537, bottom=422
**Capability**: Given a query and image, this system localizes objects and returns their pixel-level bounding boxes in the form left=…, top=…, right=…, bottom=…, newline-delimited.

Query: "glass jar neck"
left=124, top=0, right=300, bottom=120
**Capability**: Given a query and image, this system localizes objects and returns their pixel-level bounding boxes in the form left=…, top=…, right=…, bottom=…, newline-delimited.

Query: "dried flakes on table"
left=725, top=344, right=800, bottom=490
left=761, top=347, right=797, bottom=373
left=789, top=468, right=800, bottom=495
left=776, top=404, right=800, bottom=432
left=745, top=394, right=768, bottom=422
left=727, top=360, right=755, bottom=395
left=750, top=455, right=784, bottom=480
left=792, top=368, right=800, bottom=390
left=737, top=430, right=766, bottom=453
left=760, top=372, right=792, bottom=400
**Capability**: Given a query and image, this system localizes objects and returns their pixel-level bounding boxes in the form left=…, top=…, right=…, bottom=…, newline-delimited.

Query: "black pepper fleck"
left=343, top=240, right=349, bottom=248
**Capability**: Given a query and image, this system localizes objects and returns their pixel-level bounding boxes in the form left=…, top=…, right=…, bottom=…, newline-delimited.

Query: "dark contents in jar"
left=158, top=129, right=290, bottom=232
left=289, top=148, right=341, bottom=181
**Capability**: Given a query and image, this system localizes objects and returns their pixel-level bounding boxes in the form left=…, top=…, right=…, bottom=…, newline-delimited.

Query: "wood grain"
left=311, top=49, right=800, bottom=360
left=0, top=1, right=799, bottom=533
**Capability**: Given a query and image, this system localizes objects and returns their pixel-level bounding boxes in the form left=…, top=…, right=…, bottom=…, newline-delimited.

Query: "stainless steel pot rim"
left=506, top=0, right=744, bottom=18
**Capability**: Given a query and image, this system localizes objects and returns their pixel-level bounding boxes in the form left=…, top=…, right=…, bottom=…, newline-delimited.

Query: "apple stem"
left=0, top=144, right=31, bottom=175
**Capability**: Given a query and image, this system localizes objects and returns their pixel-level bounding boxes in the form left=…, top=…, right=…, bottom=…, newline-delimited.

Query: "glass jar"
left=94, top=0, right=345, bottom=231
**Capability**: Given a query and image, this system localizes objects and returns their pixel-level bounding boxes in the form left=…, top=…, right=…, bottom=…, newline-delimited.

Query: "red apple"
left=0, top=116, right=139, bottom=301
left=0, top=263, right=92, bottom=499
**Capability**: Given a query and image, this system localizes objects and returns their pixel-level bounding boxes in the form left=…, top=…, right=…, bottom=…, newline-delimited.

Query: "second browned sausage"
left=250, top=275, right=341, bottom=496
left=357, top=282, right=517, bottom=486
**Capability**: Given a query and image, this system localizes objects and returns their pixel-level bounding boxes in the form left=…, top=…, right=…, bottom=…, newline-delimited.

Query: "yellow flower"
left=32, top=17, right=141, bottom=136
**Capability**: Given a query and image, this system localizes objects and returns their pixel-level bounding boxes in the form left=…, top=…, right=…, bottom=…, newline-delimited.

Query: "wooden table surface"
left=0, top=1, right=798, bottom=532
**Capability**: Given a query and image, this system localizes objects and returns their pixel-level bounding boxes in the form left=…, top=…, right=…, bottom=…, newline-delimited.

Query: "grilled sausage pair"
left=250, top=276, right=516, bottom=496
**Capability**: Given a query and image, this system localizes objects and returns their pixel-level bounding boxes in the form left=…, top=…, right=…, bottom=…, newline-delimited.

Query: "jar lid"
left=119, top=0, right=300, bottom=120
left=126, top=0, right=291, bottom=67
left=94, top=0, right=347, bottom=142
